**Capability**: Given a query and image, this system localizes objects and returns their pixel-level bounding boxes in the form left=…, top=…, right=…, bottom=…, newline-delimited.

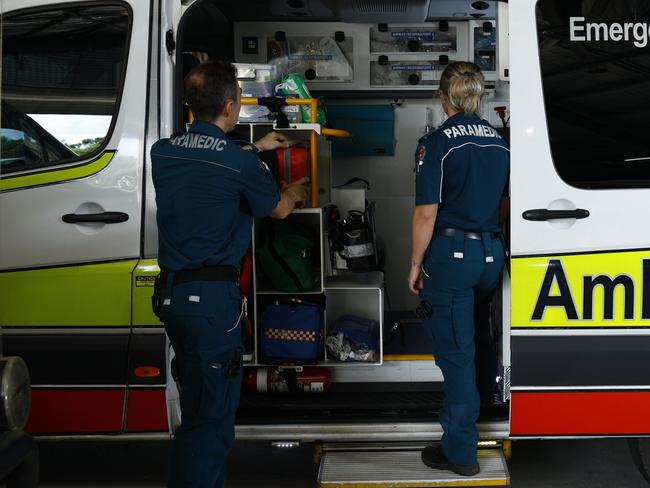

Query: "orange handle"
left=310, top=130, right=317, bottom=208
left=239, top=97, right=352, bottom=208
left=321, top=128, right=351, bottom=138
left=242, top=97, right=315, bottom=107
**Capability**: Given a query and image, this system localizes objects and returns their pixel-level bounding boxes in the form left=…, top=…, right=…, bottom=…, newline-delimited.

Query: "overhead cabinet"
left=234, top=21, right=477, bottom=90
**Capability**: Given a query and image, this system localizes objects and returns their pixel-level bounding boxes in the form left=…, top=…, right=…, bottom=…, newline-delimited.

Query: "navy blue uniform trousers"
left=421, top=234, right=504, bottom=466
left=161, top=280, right=243, bottom=488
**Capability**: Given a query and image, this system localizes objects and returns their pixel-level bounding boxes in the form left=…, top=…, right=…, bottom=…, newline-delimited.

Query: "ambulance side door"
left=0, top=0, right=151, bottom=434
left=509, top=0, right=650, bottom=437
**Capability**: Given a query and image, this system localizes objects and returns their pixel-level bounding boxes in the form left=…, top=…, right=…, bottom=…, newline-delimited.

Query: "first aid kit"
left=260, top=299, right=324, bottom=364
left=256, top=220, right=317, bottom=292
left=276, top=147, right=311, bottom=185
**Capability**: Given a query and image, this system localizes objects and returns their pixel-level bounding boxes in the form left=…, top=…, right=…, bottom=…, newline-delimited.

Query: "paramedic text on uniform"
left=409, top=62, right=509, bottom=476
left=151, top=60, right=309, bottom=488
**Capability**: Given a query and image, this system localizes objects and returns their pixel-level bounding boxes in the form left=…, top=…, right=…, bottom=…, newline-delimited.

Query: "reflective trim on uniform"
left=150, top=152, right=241, bottom=173
left=169, top=132, right=228, bottom=151
left=442, top=124, right=501, bottom=139
left=438, top=142, right=511, bottom=202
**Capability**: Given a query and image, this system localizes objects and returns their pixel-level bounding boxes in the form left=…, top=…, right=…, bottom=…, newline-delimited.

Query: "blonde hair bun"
left=439, top=62, right=485, bottom=114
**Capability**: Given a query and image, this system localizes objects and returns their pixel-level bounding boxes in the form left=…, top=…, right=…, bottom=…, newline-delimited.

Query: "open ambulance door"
left=0, top=0, right=151, bottom=435
left=509, top=0, right=650, bottom=438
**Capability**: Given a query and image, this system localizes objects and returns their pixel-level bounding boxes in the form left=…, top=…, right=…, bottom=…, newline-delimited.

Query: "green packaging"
left=276, top=73, right=326, bottom=125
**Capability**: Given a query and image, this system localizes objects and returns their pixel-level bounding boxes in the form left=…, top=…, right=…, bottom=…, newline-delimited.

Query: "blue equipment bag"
left=326, top=315, right=380, bottom=362
left=261, top=299, right=323, bottom=364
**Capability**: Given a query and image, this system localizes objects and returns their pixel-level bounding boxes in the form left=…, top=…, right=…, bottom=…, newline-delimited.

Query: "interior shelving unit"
left=239, top=112, right=383, bottom=368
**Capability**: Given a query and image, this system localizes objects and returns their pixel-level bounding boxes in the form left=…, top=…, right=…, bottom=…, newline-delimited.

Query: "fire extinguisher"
left=244, top=367, right=332, bottom=393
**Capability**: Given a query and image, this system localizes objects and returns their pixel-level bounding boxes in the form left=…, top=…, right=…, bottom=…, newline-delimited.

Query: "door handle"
left=62, top=212, right=129, bottom=224
left=522, top=209, right=590, bottom=221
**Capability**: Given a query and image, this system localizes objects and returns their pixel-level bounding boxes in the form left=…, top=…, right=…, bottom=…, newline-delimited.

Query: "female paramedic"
left=408, top=61, right=510, bottom=476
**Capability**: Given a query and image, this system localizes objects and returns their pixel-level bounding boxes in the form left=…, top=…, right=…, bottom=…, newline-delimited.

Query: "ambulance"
left=1, top=0, right=650, bottom=485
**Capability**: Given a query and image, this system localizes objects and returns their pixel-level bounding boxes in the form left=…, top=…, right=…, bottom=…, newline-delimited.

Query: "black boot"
left=421, top=445, right=480, bottom=476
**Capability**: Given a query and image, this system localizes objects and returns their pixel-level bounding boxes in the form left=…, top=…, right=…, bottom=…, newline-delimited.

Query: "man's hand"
left=270, top=177, right=310, bottom=219
left=408, top=262, right=424, bottom=295
left=282, top=177, right=310, bottom=208
left=253, top=131, right=297, bottom=152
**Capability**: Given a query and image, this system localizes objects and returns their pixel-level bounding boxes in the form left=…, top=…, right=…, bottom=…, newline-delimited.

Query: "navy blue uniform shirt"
left=415, top=112, right=509, bottom=232
left=151, top=120, right=280, bottom=271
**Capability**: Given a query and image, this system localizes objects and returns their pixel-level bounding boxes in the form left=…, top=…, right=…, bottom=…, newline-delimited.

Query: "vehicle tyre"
left=0, top=357, right=31, bottom=431
left=5, top=443, right=38, bottom=488
left=628, top=437, right=650, bottom=484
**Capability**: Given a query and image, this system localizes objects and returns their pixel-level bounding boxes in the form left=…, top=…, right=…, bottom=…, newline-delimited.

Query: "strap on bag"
left=333, top=177, right=370, bottom=190
left=283, top=148, right=291, bottom=184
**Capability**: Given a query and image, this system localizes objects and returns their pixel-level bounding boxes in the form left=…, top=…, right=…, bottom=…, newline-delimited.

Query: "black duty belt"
left=160, top=265, right=239, bottom=287
left=434, top=228, right=500, bottom=241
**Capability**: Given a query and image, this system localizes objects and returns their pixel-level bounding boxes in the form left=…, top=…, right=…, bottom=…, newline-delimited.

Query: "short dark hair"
left=183, top=60, right=238, bottom=121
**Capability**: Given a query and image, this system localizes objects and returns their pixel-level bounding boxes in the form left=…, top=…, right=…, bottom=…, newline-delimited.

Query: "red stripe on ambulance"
left=511, top=391, right=650, bottom=436
left=26, top=390, right=124, bottom=434
left=125, top=389, right=168, bottom=432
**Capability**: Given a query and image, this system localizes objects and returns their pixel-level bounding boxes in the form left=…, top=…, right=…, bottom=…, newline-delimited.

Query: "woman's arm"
left=409, top=203, right=438, bottom=294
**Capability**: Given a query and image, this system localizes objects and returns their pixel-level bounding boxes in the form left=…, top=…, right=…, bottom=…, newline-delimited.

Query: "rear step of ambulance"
left=317, top=442, right=509, bottom=487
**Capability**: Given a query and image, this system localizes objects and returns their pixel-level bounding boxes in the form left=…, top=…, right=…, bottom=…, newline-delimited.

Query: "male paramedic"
left=151, top=60, right=309, bottom=488
left=408, top=61, right=509, bottom=476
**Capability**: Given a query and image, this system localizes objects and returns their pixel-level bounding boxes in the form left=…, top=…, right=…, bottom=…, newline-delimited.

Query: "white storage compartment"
left=468, top=20, right=498, bottom=82
left=369, top=24, right=459, bottom=53
left=323, top=274, right=384, bottom=367
left=253, top=208, right=324, bottom=295
left=234, top=22, right=469, bottom=91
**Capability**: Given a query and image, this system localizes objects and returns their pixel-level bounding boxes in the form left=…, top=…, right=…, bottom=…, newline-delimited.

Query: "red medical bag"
left=276, top=147, right=311, bottom=184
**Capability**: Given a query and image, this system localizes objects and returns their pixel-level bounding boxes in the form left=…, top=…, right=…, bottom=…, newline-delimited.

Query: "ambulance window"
left=536, top=0, right=650, bottom=189
left=1, top=5, right=130, bottom=174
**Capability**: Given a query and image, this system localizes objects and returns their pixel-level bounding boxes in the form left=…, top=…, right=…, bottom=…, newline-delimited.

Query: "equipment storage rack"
left=237, top=103, right=384, bottom=369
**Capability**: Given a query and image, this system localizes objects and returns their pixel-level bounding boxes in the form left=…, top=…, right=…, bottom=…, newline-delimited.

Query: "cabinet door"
left=509, top=0, right=650, bottom=437
left=0, top=0, right=150, bottom=434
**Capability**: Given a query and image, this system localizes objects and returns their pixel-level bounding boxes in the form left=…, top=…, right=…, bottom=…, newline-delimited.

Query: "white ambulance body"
left=1, top=0, right=650, bottom=485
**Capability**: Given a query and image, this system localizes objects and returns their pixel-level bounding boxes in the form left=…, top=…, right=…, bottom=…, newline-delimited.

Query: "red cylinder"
left=244, top=367, right=331, bottom=393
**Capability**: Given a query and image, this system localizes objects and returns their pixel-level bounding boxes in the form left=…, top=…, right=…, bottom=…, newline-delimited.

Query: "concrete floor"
left=24, top=438, right=649, bottom=487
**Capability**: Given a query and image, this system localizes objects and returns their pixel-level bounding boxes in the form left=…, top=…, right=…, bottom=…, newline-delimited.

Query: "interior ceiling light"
left=471, top=1, right=490, bottom=10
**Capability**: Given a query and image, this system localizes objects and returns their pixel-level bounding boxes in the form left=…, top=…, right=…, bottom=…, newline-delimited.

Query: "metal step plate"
left=317, top=448, right=509, bottom=487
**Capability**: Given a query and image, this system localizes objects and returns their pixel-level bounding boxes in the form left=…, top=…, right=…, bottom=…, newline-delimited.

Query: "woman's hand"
left=410, top=204, right=438, bottom=295
left=253, top=131, right=297, bottom=152
left=408, top=262, right=424, bottom=295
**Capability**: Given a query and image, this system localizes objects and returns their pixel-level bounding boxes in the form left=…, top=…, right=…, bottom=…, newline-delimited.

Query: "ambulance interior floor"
left=15, top=437, right=648, bottom=487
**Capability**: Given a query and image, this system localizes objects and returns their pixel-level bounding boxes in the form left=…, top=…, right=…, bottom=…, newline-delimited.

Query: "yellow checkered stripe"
left=265, top=328, right=317, bottom=342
